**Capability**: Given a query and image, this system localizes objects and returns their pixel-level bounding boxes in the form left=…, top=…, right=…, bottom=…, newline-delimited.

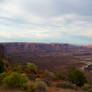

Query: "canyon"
left=0, top=43, right=91, bottom=73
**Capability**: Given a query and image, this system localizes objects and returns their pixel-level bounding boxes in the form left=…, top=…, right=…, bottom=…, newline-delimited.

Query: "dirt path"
left=0, top=89, right=24, bottom=92
left=0, top=87, right=77, bottom=92
left=47, top=87, right=77, bottom=92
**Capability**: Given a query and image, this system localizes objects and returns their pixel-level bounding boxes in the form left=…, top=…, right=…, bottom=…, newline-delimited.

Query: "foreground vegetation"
left=0, top=58, right=92, bottom=92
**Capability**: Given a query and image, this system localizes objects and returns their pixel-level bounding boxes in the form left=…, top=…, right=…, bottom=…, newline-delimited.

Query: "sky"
left=0, top=0, right=92, bottom=44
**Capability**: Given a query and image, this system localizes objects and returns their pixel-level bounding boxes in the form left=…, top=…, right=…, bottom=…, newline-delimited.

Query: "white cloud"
left=0, top=0, right=92, bottom=43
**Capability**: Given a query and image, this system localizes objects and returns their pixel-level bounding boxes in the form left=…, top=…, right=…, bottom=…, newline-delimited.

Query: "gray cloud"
left=52, top=0, right=92, bottom=16
left=22, top=0, right=92, bottom=17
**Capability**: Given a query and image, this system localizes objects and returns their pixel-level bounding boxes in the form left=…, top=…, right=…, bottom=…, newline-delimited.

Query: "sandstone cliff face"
left=0, top=45, right=4, bottom=58
left=2, top=43, right=92, bottom=57
left=2, top=43, right=86, bottom=55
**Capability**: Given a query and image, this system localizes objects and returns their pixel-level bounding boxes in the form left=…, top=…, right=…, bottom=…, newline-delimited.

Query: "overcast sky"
left=0, top=0, right=92, bottom=44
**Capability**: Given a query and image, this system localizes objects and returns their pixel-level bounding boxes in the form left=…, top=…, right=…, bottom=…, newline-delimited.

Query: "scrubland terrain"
left=0, top=43, right=92, bottom=92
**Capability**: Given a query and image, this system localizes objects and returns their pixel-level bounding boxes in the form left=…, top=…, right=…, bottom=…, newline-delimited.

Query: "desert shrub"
left=27, top=83, right=35, bottom=92
left=34, top=79, right=47, bottom=92
left=67, top=67, right=87, bottom=87
left=55, top=81, right=76, bottom=89
left=42, top=78, right=52, bottom=87
left=43, top=71, right=55, bottom=87
left=26, top=62, right=37, bottom=72
left=55, top=73, right=66, bottom=80
left=82, top=84, right=92, bottom=92
left=27, top=74, right=36, bottom=80
left=3, top=72, right=28, bottom=88
left=0, top=59, right=5, bottom=73
left=82, top=84, right=91, bottom=90
left=45, top=70, right=55, bottom=78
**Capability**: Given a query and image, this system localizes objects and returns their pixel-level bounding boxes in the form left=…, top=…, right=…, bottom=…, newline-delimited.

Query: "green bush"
left=12, top=65, right=23, bottom=73
left=67, top=67, right=87, bottom=87
left=55, top=81, right=76, bottom=89
left=3, top=72, right=28, bottom=88
left=0, top=72, right=9, bottom=83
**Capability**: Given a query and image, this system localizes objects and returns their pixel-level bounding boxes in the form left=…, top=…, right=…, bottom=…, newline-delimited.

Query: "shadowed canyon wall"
left=0, top=45, right=4, bottom=58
